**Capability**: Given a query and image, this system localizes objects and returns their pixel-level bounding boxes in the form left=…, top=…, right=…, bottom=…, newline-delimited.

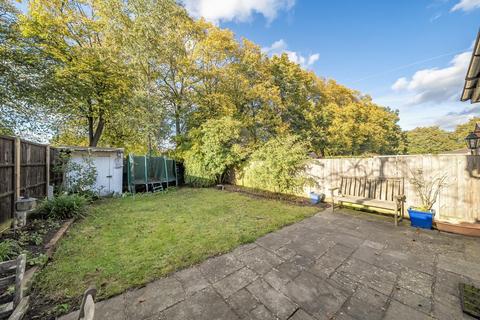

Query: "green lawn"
left=36, top=188, right=318, bottom=301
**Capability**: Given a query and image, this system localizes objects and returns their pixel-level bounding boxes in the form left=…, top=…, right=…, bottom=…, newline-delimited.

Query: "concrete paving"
left=59, top=208, right=480, bottom=320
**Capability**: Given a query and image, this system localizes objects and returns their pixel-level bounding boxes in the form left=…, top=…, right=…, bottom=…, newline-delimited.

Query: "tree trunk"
left=89, top=114, right=105, bottom=147
left=174, top=105, right=181, bottom=146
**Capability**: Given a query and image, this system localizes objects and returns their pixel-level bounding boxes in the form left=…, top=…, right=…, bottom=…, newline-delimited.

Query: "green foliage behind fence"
left=234, top=135, right=311, bottom=195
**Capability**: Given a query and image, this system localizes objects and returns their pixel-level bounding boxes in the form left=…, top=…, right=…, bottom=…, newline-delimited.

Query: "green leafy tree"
left=325, top=98, right=403, bottom=156
left=183, top=117, right=244, bottom=186
left=406, top=126, right=457, bottom=154
left=239, top=135, right=310, bottom=194
left=0, top=0, right=58, bottom=137
left=452, top=117, right=480, bottom=149
left=20, top=0, right=134, bottom=147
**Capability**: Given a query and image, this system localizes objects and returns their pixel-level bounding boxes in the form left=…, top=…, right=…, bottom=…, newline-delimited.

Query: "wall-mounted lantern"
left=465, top=123, right=480, bottom=155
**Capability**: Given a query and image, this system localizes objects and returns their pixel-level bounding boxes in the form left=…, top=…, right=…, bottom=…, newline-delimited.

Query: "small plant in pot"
left=408, top=169, right=447, bottom=229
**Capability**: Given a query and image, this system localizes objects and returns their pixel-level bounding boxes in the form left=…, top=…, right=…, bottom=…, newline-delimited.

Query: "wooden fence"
left=305, top=154, right=480, bottom=223
left=0, top=135, right=62, bottom=229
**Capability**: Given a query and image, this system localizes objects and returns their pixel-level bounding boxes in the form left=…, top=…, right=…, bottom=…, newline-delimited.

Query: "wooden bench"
left=330, top=176, right=406, bottom=226
left=0, top=254, right=29, bottom=320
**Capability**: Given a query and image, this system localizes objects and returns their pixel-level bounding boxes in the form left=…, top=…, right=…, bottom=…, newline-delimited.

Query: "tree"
left=20, top=0, right=134, bottom=146
left=452, top=117, right=480, bottom=149
left=406, top=126, right=456, bottom=154
left=103, top=0, right=200, bottom=149
left=269, top=54, right=325, bottom=152
left=0, top=0, right=57, bottom=137
left=239, top=134, right=310, bottom=194
left=324, top=96, right=403, bottom=156
left=183, top=117, right=244, bottom=186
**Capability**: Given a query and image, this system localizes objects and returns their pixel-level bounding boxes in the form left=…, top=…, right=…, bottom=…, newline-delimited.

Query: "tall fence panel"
left=0, top=136, right=62, bottom=228
left=305, top=154, right=480, bottom=223
left=0, top=135, right=15, bottom=229
left=20, top=140, right=49, bottom=198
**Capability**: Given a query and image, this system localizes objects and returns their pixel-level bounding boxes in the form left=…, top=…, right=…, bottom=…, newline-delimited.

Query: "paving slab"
left=58, top=207, right=480, bottom=320
left=125, top=277, right=184, bottom=319
left=237, top=246, right=283, bottom=275
left=309, top=243, right=353, bottom=279
left=286, top=271, right=348, bottom=319
left=199, top=253, right=244, bottom=283
left=384, top=300, right=434, bottom=320
left=438, top=255, right=480, bottom=281
left=341, top=285, right=389, bottom=320
left=247, top=279, right=297, bottom=320
left=392, top=287, right=432, bottom=315
left=397, top=268, right=433, bottom=298
left=212, top=267, right=258, bottom=298
left=226, top=288, right=260, bottom=318
left=174, top=267, right=209, bottom=296
left=159, top=287, right=239, bottom=320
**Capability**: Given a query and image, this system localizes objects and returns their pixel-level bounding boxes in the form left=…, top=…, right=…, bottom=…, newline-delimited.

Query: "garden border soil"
left=24, top=219, right=75, bottom=289
left=222, top=184, right=329, bottom=208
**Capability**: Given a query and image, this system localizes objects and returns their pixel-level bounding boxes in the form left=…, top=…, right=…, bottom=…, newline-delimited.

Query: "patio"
left=60, top=208, right=480, bottom=320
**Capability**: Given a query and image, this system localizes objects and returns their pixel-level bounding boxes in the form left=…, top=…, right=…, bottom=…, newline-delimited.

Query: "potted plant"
left=408, top=169, right=447, bottom=229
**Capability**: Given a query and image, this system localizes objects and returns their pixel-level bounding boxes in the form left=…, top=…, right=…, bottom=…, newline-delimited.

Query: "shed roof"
left=57, top=146, right=124, bottom=153
left=461, top=30, right=480, bottom=104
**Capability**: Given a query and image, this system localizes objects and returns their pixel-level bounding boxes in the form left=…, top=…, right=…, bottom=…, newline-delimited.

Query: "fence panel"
left=304, top=154, right=480, bottom=224
left=0, top=136, right=62, bottom=228
left=0, top=136, right=15, bottom=228
left=20, top=140, right=48, bottom=198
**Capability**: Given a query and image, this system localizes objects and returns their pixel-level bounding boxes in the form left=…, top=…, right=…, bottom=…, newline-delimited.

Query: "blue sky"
left=16, top=0, right=480, bottom=130
left=183, top=0, right=480, bottom=130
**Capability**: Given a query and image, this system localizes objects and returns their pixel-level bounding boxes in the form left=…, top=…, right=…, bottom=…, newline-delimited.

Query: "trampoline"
left=125, top=154, right=178, bottom=193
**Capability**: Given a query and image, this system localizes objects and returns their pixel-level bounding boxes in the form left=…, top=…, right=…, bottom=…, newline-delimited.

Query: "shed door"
left=95, top=156, right=112, bottom=196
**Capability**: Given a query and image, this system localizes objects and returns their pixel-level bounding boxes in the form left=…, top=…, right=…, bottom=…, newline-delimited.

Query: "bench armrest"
left=329, top=187, right=341, bottom=199
left=395, top=195, right=406, bottom=202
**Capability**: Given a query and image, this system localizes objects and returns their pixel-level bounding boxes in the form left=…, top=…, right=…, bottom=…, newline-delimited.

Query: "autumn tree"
left=406, top=126, right=457, bottom=154
left=0, top=0, right=57, bottom=137
left=452, top=117, right=480, bottom=148
left=20, top=0, right=133, bottom=147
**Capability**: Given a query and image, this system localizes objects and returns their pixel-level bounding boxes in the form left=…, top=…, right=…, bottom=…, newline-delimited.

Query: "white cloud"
left=451, top=0, right=480, bottom=12
left=263, top=39, right=288, bottom=52
left=262, top=39, right=320, bottom=68
left=307, top=53, right=320, bottom=66
left=435, top=106, right=480, bottom=130
left=391, top=77, right=408, bottom=91
left=181, top=0, right=295, bottom=24
left=391, top=51, right=471, bottom=105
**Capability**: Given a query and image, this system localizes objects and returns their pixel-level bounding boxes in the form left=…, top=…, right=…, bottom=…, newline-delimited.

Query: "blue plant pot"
left=407, top=208, right=435, bottom=229
left=309, top=192, right=320, bottom=204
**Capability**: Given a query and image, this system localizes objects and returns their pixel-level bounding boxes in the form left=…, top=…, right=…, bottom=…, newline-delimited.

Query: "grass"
left=36, top=188, right=319, bottom=301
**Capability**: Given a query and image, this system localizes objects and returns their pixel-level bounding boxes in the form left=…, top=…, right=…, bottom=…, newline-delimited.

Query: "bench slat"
left=336, top=196, right=397, bottom=210
left=8, top=296, right=29, bottom=320
left=335, top=176, right=404, bottom=207
left=0, top=301, right=13, bottom=320
left=0, top=260, right=16, bottom=273
left=0, top=275, right=15, bottom=291
left=0, top=292, right=13, bottom=305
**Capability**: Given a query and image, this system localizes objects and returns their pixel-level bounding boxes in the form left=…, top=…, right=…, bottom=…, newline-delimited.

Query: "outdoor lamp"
left=465, top=131, right=480, bottom=151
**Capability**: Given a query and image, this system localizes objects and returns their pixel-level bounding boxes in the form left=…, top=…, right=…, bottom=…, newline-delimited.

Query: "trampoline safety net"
left=125, top=154, right=178, bottom=192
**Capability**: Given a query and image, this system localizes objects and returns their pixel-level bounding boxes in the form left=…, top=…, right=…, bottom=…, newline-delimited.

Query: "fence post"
left=46, top=145, right=50, bottom=196
left=14, top=137, right=21, bottom=199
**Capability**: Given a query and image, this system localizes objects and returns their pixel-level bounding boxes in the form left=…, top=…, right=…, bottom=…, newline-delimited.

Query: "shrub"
left=238, top=135, right=310, bottom=194
left=0, top=239, right=22, bottom=262
left=35, top=194, right=87, bottom=220
left=183, top=117, right=244, bottom=187
left=64, top=155, right=98, bottom=195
